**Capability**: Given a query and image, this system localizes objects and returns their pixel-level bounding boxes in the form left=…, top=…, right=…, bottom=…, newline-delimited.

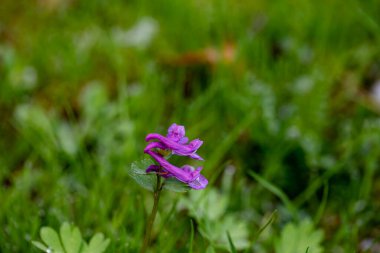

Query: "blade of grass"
left=158, top=198, right=179, bottom=232
left=207, top=110, right=257, bottom=185
left=355, top=2, right=380, bottom=42
left=244, top=210, right=278, bottom=253
left=294, top=161, right=344, bottom=207
left=314, top=182, right=328, bottom=225
left=248, top=171, right=298, bottom=220
left=189, top=219, right=194, bottom=253
left=226, top=231, right=237, bottom=253
left=255, top=209, right=277, bottom=240
left=194, top=111, right=257, bottom=206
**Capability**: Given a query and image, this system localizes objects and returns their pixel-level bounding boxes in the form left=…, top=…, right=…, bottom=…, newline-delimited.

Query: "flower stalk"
left=140, top=174, right=163, bottom=253
left=140, top=123, right=207, bottom=252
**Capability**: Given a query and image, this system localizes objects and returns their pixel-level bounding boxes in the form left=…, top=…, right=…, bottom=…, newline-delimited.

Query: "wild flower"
left=144, top=123, right=208, bottom=190
left=145, top=123, right=204, bottom=160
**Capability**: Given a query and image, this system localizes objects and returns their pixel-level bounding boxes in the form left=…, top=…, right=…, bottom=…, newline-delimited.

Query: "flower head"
left=145, top=134, right=203, bottom=160
left=181, top=165, right=208, bottom=190
left=144, top=123, right=208, bottom=190
left=167, top=123, right=188, bottom=144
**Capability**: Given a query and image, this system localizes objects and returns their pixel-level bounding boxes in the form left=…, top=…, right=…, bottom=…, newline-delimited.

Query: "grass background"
left=1, top=0, right=380, bottom=252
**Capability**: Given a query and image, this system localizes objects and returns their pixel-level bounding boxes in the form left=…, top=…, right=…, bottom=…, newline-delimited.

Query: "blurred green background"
left=1, top=0, right=380, bottom=252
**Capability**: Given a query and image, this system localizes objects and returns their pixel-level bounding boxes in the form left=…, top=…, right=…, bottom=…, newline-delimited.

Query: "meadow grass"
left=1, top=0, right=380, bottom=252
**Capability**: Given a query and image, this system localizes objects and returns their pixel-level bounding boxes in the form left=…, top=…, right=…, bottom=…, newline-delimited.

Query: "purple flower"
left=145, top=150, right=208, bottom=190
left=145, top=134, right=203, bottom=160
left=145, top=123, right=203, bottom=160
left=181, top=165, right=209, bottom=190
left=167, top=123, right=188, bottom=144
left=144, top=123, right=208, bottom=190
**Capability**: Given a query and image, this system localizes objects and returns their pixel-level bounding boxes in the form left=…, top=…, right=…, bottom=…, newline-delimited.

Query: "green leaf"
left=79, top=82, right=108, bottom=120
left=127, top=159, right=157, bottom=191
left=60, top=222, right=82, bottom=253
left=163, top=178, right=189, bottom=192
left=31, top=241, right=48, bottom=251
left=206, top=245, right=216, bottom=253
left=183, top=190, right=249, bottom=251
left=275, top=219, right=324, bottom=253
left=40, top=227, right=65, bottom=253
left=82, top=233, right=110, bottom=253
left=32, top=223, right=110, bottom=253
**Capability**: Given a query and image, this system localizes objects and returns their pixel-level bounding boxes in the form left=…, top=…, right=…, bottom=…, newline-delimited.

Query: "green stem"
left=140, top=174, right=162, bottom=253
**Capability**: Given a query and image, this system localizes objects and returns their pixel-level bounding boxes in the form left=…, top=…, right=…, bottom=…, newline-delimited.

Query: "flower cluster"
left=144, top=123, right=208, bottom=190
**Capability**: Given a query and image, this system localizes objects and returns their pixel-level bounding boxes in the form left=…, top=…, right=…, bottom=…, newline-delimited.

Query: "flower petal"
left=145, top=150, right=199, bottom=183
left=146, top=165, right=160, bottom=173
left=146, top=133, right=203, bottom=157
left=178, top=137, right=189, bottom=144
left=187, top=174, right=208, bottom=189
left=188, top=139, right=203, bottom=149
left=189, top=153, right=204, bottom=161
left=144, top=141, right=167, bottom=153
left=167, top=123, right=186, bottom=142
left=181, top=166, right=208, bottom=189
